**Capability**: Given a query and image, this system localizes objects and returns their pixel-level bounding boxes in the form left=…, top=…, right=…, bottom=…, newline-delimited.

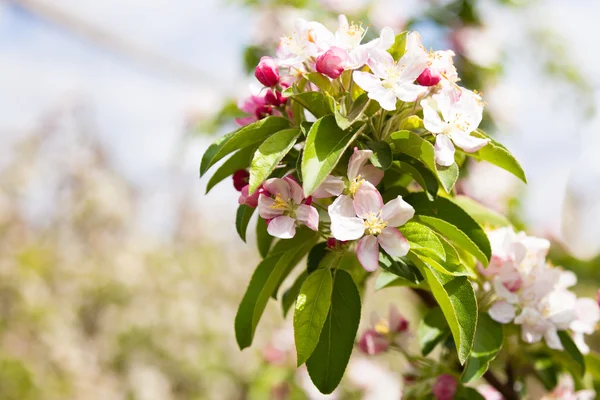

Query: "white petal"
left=357, top=235, right=380, bottom=272
left=345, top=47, right=369, bottom=69
left=421, top=99, right=445, bottom=134
left=330, top=216, right=365, bottom=241
left=348, top=148, right=373, bottom=181
left=488, top=301, right=516, bottom=324
left=353, top=71, right=383, bottom=92
left=263, top=178, right=290, bottom=200
left=434, top=134, right=455, bottom=167
left=377, top=227, right=410, bottom=257
left=381, top=196, right=415, bottom=227
left=449, top=131, right=489, bottom=153
left=284, top=176, right=305, bottom=204
left=367, top=49, right=395, bottom=77
left=394, top=82, right=427, bottom=103
left=267, top=215, right=296, bottom=239
left=258, top=194, right=284, bottom=219
left=353, top=184, right=384, bottom=218
left=544, top=328, right=563, bottom=350
left=312, top=175, right=345, bottom=198
left=368, top=87, right=398, bottom=111
left=358, top=164, right=384, bottom=186
left=376, top=27, right=395, bottom=50
left=296, top=204, right=319, bottom=231
left=328, top=194, right=356, bottom=219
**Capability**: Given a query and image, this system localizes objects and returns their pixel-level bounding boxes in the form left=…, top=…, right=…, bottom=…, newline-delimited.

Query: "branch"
left=483, top=370, right=519, bottom=400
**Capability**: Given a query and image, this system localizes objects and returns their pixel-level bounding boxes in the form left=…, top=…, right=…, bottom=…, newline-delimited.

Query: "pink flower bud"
left=358, top=329, right=390, bottom=355
left=254, top=104, right=272, bottom=120
left=417, top=68, right=442, bottom=86
left=265, top=90, right=287, bottom=107
left=255, top=56, right=280, bottom=87
left=327, top=238, right=347, bottom=249
left=597, top=289, right=600, bottom=307
left=432, top=374, right=457, bottom=400
left=303, top=196, right=313, bottom=206
left=232, top=169, right=250, bottom=191
left=316, top=46, right=348, bottom=79
left=238, top=185, right=268, bottom=208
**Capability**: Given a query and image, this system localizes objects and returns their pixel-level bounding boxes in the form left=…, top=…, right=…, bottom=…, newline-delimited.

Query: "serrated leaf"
left=235, top=205, right=255, bottom=242
left=387, top=31, right=408, bottom=60
left=461, top=313, right=503, bottom=383
left=306, top=270, right=361, bottom=394
left=206, top=146, right=255, bottom=193
left=400, top=222, right=446, bottom=263
left=415, top=258, right=478, bottom=364
left=282, top=271, right=307, bottom=317
left=556, top=331, right=586, bottom=377
left=406, top=192, right=491, bottom=266
left=394, top=156, right=438, bottom=200
left=290, top=92, right=334, bottom=119
left=469, top=130, right=527, bottom=183
left=256, top=217, right=273, bottom=258
left=418, top=307, right=450, bottom=356
left=249, top=128, right=300, bottom=193
left=452, top=196, right=511, bottom=228
left=368, top=140, right=393, bottom=170
left=302, top=115, right=360, bottom=196
left=307, top=242, right=329, bottom=274
left=294, top=268, right=334, bottom=366
left=200, top=116, right=290, bottom=176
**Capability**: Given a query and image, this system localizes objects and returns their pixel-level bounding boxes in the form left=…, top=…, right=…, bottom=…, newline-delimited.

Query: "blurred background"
left=0, top=0, right=599, bottom=399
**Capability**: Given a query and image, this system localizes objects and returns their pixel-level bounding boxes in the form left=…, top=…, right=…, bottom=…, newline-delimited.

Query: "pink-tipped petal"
left=296, top=204, right=319, bottom=231
left=348, top=148, right=373, bottom=181
left=388, top=304, right=409, bottom=333
left=357, top=235, right=380, bottom=272
left=267, top=215, right=297, bottom=239
left=358, top=329, right=390, bottom=355
left=257, top=194, right=284, bottom=219
left=358, top=164, right=384, bottom=186
left=328, top=194, right=357, bottom=219
left=312, top=175, right=345, bottom=198
left=378, top=227, right=410, bottom=257
left=353, top=184, right=384, bottom=218
left=263, top=178, right=291, bottom=200
left=284, top=175, right=305, bottom=204
left=381, top=196, right=415, bottom=227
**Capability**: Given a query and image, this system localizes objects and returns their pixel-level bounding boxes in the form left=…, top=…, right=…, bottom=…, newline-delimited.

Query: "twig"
left=483, top=370, right=519, bottom=400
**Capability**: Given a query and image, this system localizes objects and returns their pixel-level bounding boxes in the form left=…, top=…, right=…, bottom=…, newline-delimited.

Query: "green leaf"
left=585, top=351, right=600, bottom=380
left=334, top=93, right=378, bottom=130
left=437, top=162, right=459, bottom=193
left=400, top=222, right=446, bottom=264
left=398, top=115, right=424, bottom=130
left=368, top=140, right=393, bottom=170
left=532, top=355, right=558, bottom=390
left=235, top=241, right=315, bottom=349
left=249, top=128, right=300, bottom=193
left=290, top=92, right=334, bottom=119
left=294, top=268, right=334, bottom=366
left=452, top=196, right=511, bottom=228
left=415, top=258, right=478, bottom=364
left=235, top=205, right=255, bottom=242
left=556, top=331, right=586, bottom=377
left=306, top=270, right=361, bottom=394
left=200, top=117, right=291, bottom=176
left=461, top=313, right=503, bottom=383
left=387, top=31, right=408, bottom=60
left=433, top=234, right=472, bottom=276
left=394, top=156, right=438, bottom=200
left=418, top=307, right=450, bottom=356
left=302, top=115, right=360, bottom=196
left=406, top=192, right=491, bottom=266
left=307, top=242, right=329, bottom=274
left=206, top=146, right=255, bottom=193
left=282, top=271, right=307, bottom=317
left=469, top=130, right=527, bottom=183
left=455, top=386, right=485, bottom=400
left=306, top=72, right=335, bottom=95
left=256, top=217, right=273, bottom=258
left=378, top=253, right=424, bottom=286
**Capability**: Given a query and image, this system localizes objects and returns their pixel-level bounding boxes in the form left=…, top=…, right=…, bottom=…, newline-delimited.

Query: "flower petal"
left=328, top=194, right=356, bottom=219
left=449, top=131, right=489, bottom=153
left=296, top=204, right=319, bottom=231
left=353, top=71, right=383, bottom=93
left=488, top=301, right=516, bottom=324
left=434, top=134, right=455, bottom=167
left=258, top=194, right=284, bottom=219
left=357, top=235, right=380, bottom=272
left=377, top=227, right=410, bottom=257
left=267, top=215, right=296, bottom=239
left=353, top=184, right=384, bottom=218
left=312, top=175, right=345, bottom=198
left=544, top=328, right=563, bottom=351
left=421, top=99, right=445, bottom=134
left=368, top=87, right=398, bottom=111
left=358, top=164, right=384, bottom=186
left=394, top=82, right=427, bottom=103
left=284, top=175, right=305, bottom=204
left=263, top=178, right=290, bottom=200
left=381, top=196, right=415, bottom=227
left=330, top=216, right=365, bottom=241
left=348, top=148, right=373, bottom=181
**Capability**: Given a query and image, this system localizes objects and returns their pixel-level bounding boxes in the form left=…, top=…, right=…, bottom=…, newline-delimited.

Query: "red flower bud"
left=255, top=56, right=280, bottom=87
left=416, top=68, right=441, bottom=86
left=238, top=185, right=269, bottom=208
left=432, top=374, right=457, bottom=400
left=254, top=104, right=272, bottom=120
left=315, top=46, right=348, bottom=79
left=265, top=90, right=287, bottom=107
left=303, top=196, right=313, bottom=206
left=232, top=169, right=250, bottom=191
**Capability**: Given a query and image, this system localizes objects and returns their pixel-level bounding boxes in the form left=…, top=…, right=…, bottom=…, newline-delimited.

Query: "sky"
left=1, top=0, right=599, bottom=257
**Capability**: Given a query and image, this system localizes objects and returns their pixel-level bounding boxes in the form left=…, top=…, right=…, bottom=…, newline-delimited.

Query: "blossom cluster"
left=483, top=227, right=600, bottom=353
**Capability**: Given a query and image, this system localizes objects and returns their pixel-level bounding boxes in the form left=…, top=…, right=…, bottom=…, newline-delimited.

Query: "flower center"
left=270, top=194, right=292, bottom=212
left=363, top=212, right=387, bottom=236
left=374, top=319, right=390, bottom=335
left=348, top=175, right=365, bottom=196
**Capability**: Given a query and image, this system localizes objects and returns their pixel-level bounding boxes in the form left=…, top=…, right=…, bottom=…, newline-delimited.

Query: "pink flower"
left=358, top=305, right=410, bottom=355
left=255, top=56, right=279, bottom=87
left=328, top=184, right=414, bottom=271
left=238, top=184, right=268, bottom=208
left=264, top=90, right=287, bottom=107
left=316, top=46, right=349, bottom=79
left=542, top=374, right=596, bottom=400
left=477, top=384, right=503, bottom=400
left=416, top=67, right=441, bottom=86
left=358, top=329, right=390, bottom=355
left=232, top=169, right=250, bottom=191
left=258, top=176, right=319, bottom=238
left=235, top=93, right=271, bottom=126
left=432, top=374, right=457, bottom=400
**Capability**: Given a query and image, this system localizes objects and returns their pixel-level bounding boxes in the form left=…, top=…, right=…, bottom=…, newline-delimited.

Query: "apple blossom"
left=315, top=46, right=348, bottom=79
left=235, top=92, right=272, bottom=126
left=238, top=184, right=269, bottom=208
left=264, top=89, right=287, bottom=107
left=432, top=374, right=458, bottom=400
left=421, top=86, right=490, bottom=166
left=255, top=56, right=280, bottom=87
left=328, top=184, right=414, bottom=271
left=569, top=297, right=600, bottom=354
left=352, top=32, right=429, bottom=110
left=276, top=19, right=334, bottom=67
left=258, top=176, right=319, bottom=238
left=232, top=169, right=250, bottom=191
left=313, top=147, right=384, bottom=199
left=358, top=305, right=410, bottom=355
left=541, top=375, right=596, bottom=400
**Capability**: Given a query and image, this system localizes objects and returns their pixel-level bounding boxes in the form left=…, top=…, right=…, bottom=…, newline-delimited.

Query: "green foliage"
left=377, top=252, right=425, bottom=289
left=290, top=92, right=334, bottom=119
left=306, top=270, right=361, bottom=394
left=249, top=128, right=300, bottom=193
left=452, top=195, right=511, bottom=228
left=394, top=156, right=439, bottom=200
left=368, top=140, right=393, bottom=170
left=387, top=32, right=408, bottom=60
left=256, top=217, right=273, bottom=258
left=400, top=222, right=446, bottom=264
left=556, top=331, right=586, bottom=376
left=418, top=307, right=450, bottom=356
left=235, top=205, right=255, bottom=242
left=469, top=130, right=527, bottom=183
left=306, top=242, right=328, bottom=274
left=282, top=271, right=307, bottom=317
left=206, top=145, right=255, bottom=193
left=461, top=313, right=503, bottom=382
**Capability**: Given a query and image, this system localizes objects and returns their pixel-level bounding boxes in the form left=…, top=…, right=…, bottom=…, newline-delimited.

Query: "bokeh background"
left=1, top=0, right=599, bottom=399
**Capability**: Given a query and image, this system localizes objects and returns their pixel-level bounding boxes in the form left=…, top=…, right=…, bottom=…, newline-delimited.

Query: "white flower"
left=421, top=85, right=490, bottom=166
left=277, top=19, right=334, bottom=67
left=541, top=374, right=596, bottom=400
left=570, top=297, right=600, bottom=354
left=352, top=32, right=429, bottom=110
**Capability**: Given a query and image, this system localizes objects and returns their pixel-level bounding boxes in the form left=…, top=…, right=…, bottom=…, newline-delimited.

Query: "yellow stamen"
left=348, top=175, right=366, bottom=196
left=363, top=212, right=387, bottom=236
left=270, top=194, right=290, bottom=211
left=374, top=319, right=390, bottom=335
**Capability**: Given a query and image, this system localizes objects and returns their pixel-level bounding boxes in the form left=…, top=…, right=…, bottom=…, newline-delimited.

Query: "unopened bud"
left=238, top=185, right=268, bottom=208
left=232, top=169, right=250, bottom=191
left=315, top=46, right=348, bottom=79
left=432, top=374, right=457, bottom=400
left=255, top=56, right=280, bottom=87
left=265, top=90, right=287, bottom=107
left=417, top=68, right=441, bottom=86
